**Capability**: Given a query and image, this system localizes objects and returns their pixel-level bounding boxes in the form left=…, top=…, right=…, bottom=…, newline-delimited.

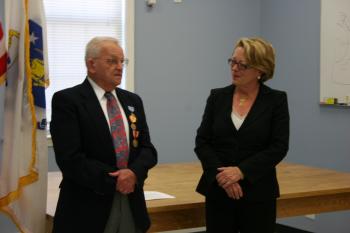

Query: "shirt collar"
left=87, top=77, right=117, bottom=101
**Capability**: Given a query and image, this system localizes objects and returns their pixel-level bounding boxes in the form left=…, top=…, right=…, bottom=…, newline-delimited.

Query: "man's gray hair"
left=85, top=36, right=120, bottom=64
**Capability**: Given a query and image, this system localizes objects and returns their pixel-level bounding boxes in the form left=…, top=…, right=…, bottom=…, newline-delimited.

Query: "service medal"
left=133, top=130, right=139, bottom=139
left=129, top=113, right=137, bottom=123
left=132, top=139, right=138, bottom=148
left=131, top=123, right=137, bottom=130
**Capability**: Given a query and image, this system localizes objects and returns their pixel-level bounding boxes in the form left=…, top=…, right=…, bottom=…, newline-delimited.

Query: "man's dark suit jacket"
left=195, top=84, right=289, bottom=201
left=50, top=79, right=157, bottom=233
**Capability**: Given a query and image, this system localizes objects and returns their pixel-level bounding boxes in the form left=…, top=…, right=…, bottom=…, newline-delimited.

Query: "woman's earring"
left=257, top=76, right=261, bottom=80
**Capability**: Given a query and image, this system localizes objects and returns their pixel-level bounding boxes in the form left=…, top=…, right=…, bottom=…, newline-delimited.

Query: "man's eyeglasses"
left=227, top=58, right=251, bottom=71
left=96, top=58, right=129, bottom=67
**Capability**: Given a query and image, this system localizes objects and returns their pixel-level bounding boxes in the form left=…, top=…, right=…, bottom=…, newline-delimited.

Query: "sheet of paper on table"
left=144, top=191, right=175, bottom=200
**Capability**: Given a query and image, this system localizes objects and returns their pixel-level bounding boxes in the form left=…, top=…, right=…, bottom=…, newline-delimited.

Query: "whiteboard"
left=320, top=0, right=350, bottom=105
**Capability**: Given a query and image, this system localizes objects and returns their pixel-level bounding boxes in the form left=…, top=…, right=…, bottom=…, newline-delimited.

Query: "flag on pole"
left=0, top=21, right=6, bottom=85
left=0, top=0, right=49, bottom=232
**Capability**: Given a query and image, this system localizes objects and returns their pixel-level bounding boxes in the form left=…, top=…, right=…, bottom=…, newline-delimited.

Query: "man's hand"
left=109, top=169, right=137, bottom=195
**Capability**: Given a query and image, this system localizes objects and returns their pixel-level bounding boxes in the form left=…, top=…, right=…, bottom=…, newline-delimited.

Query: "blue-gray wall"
left=261, top=0, right=350, bottom=232
left=1, top=0, right=350, bottom=232
left=135, top=0, right=261, bottom=163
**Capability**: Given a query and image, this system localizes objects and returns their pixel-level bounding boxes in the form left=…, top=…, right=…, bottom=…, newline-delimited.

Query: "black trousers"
left=205, top=186, right=276, bottom=233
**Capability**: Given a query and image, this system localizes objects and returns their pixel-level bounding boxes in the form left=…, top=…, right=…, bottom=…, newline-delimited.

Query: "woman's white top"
left=231, top=107, right=246, bottom=130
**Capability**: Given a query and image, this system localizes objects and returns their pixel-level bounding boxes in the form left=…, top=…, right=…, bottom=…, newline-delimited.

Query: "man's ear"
left=87, top=58, right=96, bottom=73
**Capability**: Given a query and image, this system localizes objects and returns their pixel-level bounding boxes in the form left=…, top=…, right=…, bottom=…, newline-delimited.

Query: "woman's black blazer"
left=195, top=84, right=289, bottom=201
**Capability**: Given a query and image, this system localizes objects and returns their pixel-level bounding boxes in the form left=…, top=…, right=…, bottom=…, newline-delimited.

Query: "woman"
left=194, top=37, right=289, bottom=233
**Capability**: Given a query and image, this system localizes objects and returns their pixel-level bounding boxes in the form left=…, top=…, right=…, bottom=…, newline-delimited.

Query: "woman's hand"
left=216, top=166, right=244, bottom=188
left=223, top=182, right=243, bottom=199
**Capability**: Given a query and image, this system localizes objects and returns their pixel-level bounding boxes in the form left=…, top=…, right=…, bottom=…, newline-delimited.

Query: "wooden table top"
left=47, top=162, right=350, bottom=216
left=143, top=162, right=350, bottom=213
left=277, top=162, right=350, bottom=198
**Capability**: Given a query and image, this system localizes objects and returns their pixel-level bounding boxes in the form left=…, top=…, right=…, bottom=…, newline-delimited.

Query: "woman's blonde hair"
left=235, top=37, right=275, bottom=82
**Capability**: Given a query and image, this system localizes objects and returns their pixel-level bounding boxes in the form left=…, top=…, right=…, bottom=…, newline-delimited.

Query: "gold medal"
left=132, top=139, right=138, bottom=147
left=129, top=113, right=137, bottom=123
left=131, top=123, right=136, bottom=130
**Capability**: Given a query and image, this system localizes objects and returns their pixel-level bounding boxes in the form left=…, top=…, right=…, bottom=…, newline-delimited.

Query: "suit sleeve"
left=238, top=91, right=290, bottom=184
left=128, top=95, right=157, bottom=185
left=194, top=90, right=224, bottom=183
left=50, top=91, right=116, bottom=195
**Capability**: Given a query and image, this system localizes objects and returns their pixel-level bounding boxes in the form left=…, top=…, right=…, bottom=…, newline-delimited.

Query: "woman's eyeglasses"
left=227, top=58, right=251, bottom=71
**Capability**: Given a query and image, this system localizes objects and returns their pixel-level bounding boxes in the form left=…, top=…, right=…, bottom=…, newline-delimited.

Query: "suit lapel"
left=79, top=79, right=113, bottom=147
left=222, top=85, right=239, bottom=132
left=240, top=84, right=272, bottom=130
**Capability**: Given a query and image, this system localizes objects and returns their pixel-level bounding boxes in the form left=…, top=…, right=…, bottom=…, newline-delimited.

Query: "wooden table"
left=46, top=162, right=350, bottom=232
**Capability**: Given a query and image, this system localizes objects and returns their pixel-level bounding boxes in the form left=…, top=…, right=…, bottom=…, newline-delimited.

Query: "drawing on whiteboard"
left=332, top=11, right=350, bottom=85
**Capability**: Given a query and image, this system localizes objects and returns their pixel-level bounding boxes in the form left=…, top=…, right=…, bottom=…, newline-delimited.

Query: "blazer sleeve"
left=238, top=91, right=290, bottom=184
left=50, top=90, right=116, bottom=195
left=194, top=90, right=224, bottom=181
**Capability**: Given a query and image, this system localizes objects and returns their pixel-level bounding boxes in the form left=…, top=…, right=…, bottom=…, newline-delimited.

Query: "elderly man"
left=50, top=36, right=157, bottom=233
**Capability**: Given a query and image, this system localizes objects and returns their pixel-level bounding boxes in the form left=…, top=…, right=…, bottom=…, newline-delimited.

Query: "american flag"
left=0, top=1, right=48, bottom=232
left=0, top=21, right=6, bottom=85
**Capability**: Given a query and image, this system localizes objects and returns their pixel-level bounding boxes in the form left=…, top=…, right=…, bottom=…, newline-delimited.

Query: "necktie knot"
left=104, top=92, right=114, bottom=101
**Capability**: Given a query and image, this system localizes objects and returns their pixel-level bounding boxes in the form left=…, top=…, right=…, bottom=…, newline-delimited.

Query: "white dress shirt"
left=87, top=77, right=130, bottom=145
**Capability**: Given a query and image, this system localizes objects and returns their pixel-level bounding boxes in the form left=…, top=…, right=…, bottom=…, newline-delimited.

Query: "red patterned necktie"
left=105, top=92, right=129, bottom=168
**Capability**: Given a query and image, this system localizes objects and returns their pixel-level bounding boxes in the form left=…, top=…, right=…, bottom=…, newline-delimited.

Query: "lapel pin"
left=128, top=106, right=135, bottom=112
